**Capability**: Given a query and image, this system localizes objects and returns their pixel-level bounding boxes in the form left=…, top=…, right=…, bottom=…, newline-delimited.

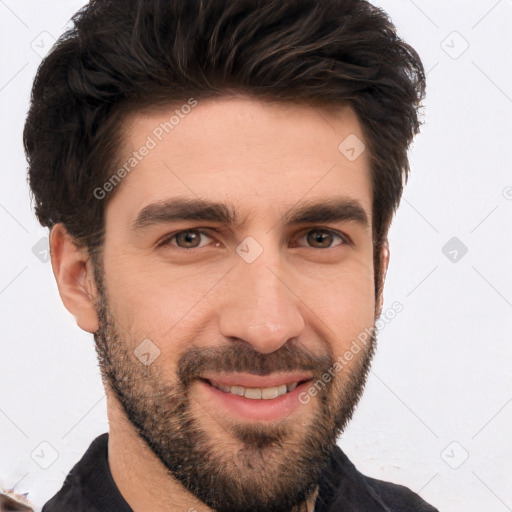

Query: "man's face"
left=93, top=95, right=378, bottom=512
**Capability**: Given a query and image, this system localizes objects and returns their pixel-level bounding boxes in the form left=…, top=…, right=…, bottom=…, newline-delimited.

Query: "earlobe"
left=375, top=239, right=390, bottom=318
left=50, top=224, right=100, bottom=333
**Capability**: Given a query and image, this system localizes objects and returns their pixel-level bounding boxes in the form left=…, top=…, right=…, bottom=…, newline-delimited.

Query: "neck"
left=106, top=389, right=318, bottom=512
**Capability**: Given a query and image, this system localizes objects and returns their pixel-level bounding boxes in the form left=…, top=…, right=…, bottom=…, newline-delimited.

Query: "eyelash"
left=157, top=227, right=351, bottom=252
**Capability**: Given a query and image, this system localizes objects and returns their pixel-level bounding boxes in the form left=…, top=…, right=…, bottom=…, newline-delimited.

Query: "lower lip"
left=197, top=379, right=313, bottom=422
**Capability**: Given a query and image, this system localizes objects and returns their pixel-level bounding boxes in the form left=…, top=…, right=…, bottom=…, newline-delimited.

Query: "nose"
left=218, top=249, right=306, bottom=354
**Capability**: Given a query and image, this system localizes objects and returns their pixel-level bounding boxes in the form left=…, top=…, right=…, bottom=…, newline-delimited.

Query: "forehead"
left=105, top=95, right=373, bottom=228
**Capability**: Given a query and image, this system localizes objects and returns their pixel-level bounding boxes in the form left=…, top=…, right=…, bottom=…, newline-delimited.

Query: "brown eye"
left=158, top=229, right=217, bottom=252
left=306, top=229, right=336, bottom=248
left=290, top=229, right=347, bottom=249
left=175, top=230, right=203, bottom=248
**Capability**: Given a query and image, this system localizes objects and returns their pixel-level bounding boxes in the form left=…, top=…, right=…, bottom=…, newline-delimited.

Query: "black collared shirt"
left=42, top=433, right=438, bottom=511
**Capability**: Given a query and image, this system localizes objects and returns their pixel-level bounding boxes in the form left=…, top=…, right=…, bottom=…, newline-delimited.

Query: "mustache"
left=177, top=341, right=334, bottom=386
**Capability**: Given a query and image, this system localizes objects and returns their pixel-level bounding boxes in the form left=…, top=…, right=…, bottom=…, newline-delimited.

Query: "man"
left=24, top=0, right=437, bottom=510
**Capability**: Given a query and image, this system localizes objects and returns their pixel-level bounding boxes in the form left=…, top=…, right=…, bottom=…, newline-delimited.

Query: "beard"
left=91, top=261, right=377, bottom=512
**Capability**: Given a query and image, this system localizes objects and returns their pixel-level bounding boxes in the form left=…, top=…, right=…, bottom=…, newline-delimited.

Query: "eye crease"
left=158, top=228, right=350, bottom=251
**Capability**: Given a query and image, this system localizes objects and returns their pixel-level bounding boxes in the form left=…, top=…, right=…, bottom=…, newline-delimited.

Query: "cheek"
left=102, top=254, right=226, bottom=341
left=305, top=262, right=376, bottom=353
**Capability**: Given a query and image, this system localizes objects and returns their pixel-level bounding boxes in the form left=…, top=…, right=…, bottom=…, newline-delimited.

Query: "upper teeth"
left=211, top=382, right=299, bottom=399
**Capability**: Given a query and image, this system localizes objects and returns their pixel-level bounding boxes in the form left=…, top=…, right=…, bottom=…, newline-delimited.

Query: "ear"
left=375, top=239, right=390, bottom=318
left=49, top=224, right=99, bottom=333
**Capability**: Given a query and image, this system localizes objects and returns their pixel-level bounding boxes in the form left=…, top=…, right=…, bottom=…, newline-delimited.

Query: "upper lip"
left=200, top=372, right=313, bottom=388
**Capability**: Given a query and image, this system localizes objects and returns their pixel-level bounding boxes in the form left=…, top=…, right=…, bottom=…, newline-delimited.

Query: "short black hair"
left=24, top=0, right=425, bottom=291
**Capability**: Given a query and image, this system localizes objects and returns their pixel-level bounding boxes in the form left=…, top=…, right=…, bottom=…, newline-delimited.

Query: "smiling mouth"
left=199, top=378, right=311, bottom=400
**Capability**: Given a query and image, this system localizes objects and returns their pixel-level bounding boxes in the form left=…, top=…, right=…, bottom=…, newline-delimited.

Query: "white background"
left=1, top=1, right=511, bottom=510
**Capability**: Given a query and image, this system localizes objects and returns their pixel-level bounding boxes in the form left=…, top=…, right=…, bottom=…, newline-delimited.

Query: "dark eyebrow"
left=130, top=196, right=369, bottom=232
left=282, top=198, right=369, bottom=228
left=131, top=197, right=239, bottom=231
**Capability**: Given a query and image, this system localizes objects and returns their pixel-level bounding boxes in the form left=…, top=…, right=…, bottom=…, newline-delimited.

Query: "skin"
left=50, top=94, right=389, bottom=512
